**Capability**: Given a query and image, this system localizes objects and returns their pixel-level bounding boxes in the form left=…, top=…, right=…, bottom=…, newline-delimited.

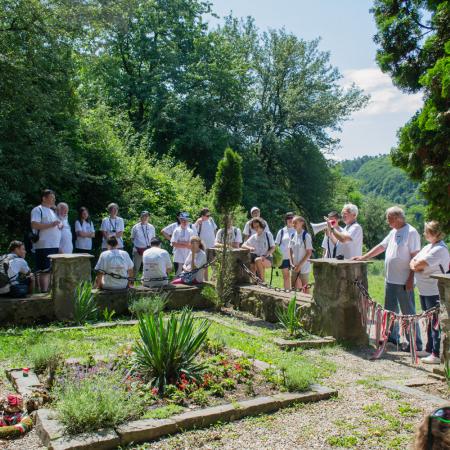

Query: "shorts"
left=279, top=259, right=290, bottom=269
left=250, top=253, right=273, bottom=264
left=9, top=280, right=30, bottom=298
left=35, top=248, right=58, bottom=271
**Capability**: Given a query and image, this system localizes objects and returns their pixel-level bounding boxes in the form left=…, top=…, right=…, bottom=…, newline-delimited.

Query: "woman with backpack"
left=215, top=218, right=243, bottom=248
left=275, top=212, right=296, bottom=289
left=242, top=218, right=275, bottom=282
left=74, top=207, right=95, bottom=254
left=172, top=236, right=207, bottom=285
left=289, top=216, right=313, bottom=293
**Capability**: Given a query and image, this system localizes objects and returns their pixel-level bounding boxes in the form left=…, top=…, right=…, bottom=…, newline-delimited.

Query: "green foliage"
left=282, top=365, right=311, bottom=392
left=102, top=308, right=116, bottom=322
left=55, top=374, right=141, bottom=434
left=73, top=282, right=98, bottom=325
left=372, top=1, right=450, bottom=230
left=129, top=294, right=167, bottom=318
left=28, top=343, right=63, bottom=375
left=276, top=297, right=303, bottom=338
left=142, top=404, right=184, bottom=420
left=189, top=388, right=210, bottom=407
left=133, top=308, right=210, bottom=391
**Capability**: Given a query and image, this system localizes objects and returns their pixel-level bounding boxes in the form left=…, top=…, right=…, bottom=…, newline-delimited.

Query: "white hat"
left=250, top=206, right=260, bottom=214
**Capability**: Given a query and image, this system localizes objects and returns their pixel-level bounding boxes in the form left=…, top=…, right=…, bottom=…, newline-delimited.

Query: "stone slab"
left=39, top=386, right=337, bottom=449
left=273, top=336, right=336, bottom=349
left=404, top=378, right=439, bottom=387
left=379, top=381, right=448, bottom=406
left=6, top=368, right=43, bottom=396
left=0, top=294, right=54, bottom=325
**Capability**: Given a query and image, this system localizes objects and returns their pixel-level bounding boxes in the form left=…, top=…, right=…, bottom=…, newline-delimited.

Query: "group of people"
left=1, top=190, right=449, bottom=365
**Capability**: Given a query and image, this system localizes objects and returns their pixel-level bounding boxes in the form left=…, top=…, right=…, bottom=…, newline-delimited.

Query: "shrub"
left=73, top=281, right=98, bottom=325
left=102, top=308, right=116, bottom=322
left=276, top=296, right=304, bottom=338
left=28, top=343, right=63, bottom=374
left=129, top=294, right=167, bottom=318
left=282, top=365, right=311, bottom=392
left=134, top=308, right=210, bottom=391
left=54, top=374, right=141, bottom=434
left=189, top=388, right=210, bottom=406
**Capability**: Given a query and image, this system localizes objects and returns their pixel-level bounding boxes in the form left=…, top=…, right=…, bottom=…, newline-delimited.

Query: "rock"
left=50, top=429, right=120, bottom=450
left=115, top=418, right=177, bottom=445
left=6, top=369, right=43, bottom=397
left=35, top=409, right=65, bottom=447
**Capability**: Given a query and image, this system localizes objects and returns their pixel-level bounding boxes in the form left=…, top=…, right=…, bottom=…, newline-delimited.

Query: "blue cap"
left=179, top=212, right=190, bottom=220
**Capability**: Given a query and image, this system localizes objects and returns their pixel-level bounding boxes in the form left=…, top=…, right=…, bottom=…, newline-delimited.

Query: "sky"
left=208, top=0, right=423, bottom=160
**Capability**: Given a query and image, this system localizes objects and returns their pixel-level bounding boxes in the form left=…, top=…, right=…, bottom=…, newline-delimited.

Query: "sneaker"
left=422, top=354, right=441, bottom=365
left=416, top=350, right=431, bottom=358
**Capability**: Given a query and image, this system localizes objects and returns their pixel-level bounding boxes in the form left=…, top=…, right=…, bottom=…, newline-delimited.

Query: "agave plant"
left=276, top=296, right=303, bottom=338
left=73, top=281, right=98, bottom=325
left=134, top=308, right=210, bottom=391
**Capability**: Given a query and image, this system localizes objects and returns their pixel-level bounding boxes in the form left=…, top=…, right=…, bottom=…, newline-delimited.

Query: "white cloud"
left=342, top=67, right=423, bottom=116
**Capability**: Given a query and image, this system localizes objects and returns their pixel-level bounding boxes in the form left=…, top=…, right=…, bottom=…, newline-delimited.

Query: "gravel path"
left=1, top=346, right=447, bottom=450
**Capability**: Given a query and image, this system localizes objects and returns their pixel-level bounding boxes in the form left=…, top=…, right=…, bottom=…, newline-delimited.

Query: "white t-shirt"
left=275, top=226, right=296, bottom=260
left=171, top=226, right=198, bottom=263
left=215, top=227, right=243, bottom=246
left=75, top=220, right=95, bottom=250
left=243, top=219, right=271, bottom=237
left=162, top=222, right=178, bottom=238
left=0, top=254, right=31, bottom=294
left=321, top=227, right=343, bottom=258
left=289, top=231, right=313, bottom=273
left=100, top=216, right=125, bottom=249
left=244, top=231, right=275, bottom=257
left=142, top=247, right=172, bottom=286
left=131, top=223, right=155, bottom=250
left=184, top=250, right=207, bottom=283
left=58, top=217, right=73, bottom=254
left=335, top=222, right=363, bottom=259
left=380, top=224, right=421, bottom=285
left=195, top=219, right=217, bottom=249
left=414, top=241, right=449, bottom=296
left=31, top=205, right=61, bottom=249
left=95, top=249, right=133, bottom=290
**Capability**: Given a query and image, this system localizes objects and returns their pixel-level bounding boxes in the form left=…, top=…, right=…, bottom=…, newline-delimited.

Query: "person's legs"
left=291, top=270, right=303, bottom=290
left=300, top=273, right=310, bottom=294
left=255, top=257, right=271, bottom=282
left=420, top=295, right=433, bottom=354
left=132, top=250, right=142, bottom=276
left=35, top=248, right=57, bottom=293
left=9, top=281, right=29, bottom=298
left=280, top=260, right=290, bottom=289
left=385, top=282, right=400, bottom=344
left=421, top=295, right=440, bottom=357
left=397, top=288, right=423, bottom=351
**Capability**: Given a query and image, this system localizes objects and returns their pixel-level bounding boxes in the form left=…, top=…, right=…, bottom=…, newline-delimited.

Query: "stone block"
left=35, top=409, right=65, bottom=447
left=116, top=418, right=177, bottom=445
left=7, top=369, right=43, bottom=397
left=0, top=294, right=54, bottom=325
left=50, top=429, right=120, bottom=450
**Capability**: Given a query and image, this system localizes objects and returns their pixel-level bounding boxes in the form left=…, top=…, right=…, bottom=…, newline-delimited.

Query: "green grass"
left=142, top=404, right=184, bottom=419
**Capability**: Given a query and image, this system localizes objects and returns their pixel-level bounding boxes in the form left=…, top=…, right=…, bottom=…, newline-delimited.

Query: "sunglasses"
left=427, top=407, right=450, bottom=448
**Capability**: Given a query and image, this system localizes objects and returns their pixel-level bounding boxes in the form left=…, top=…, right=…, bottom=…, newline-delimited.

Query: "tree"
left=212, top=148, right=243, bottom=305
left=372, top=1, right=450, bottom=230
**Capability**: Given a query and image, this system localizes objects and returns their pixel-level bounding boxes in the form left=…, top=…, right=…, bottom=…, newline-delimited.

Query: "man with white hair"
left=353, top=206, right=423, bottom=352
left=326, top=203, right=363, bottom=259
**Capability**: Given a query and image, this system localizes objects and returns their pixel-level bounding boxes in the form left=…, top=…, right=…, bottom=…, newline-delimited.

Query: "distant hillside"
left=339, top=155, right=424, bottom=206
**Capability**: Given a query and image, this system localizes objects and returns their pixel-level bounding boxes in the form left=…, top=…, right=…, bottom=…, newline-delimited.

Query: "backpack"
left=0, top=255, right=14, bottom=289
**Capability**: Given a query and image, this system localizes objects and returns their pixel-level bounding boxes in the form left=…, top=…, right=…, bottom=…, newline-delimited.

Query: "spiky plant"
left=134, top=308, right=210, bottom=391
left=276, top=296, right=304, bottom=338
left=73, top=281, right=98, bottom=325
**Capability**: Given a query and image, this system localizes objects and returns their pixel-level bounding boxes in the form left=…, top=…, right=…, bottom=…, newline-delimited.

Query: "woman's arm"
left=295, top=249, right=313, bottom=271
left=410, top=258, right=428, bottom=272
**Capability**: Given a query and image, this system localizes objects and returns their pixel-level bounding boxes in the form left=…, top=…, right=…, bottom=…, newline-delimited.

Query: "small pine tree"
left=212, top=148, right=243, bottom=306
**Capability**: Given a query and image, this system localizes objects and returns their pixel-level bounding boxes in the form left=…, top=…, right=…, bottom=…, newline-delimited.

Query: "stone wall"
left=0, top=294, right=54, bottom=325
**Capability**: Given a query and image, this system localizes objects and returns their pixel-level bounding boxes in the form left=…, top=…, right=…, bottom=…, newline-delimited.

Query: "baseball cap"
left=140, top=210, right=150, bottom=217
left=250, top=206, right=260, bottom=214
left=179, top=212, right=190, bottom=220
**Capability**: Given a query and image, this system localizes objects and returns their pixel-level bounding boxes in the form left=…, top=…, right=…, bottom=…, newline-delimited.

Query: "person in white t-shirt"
left=0, top=241, right=34, bottom=297
left=142, top=237, right=172, bottom=288
left=215, top=218, right=243, bottom=248
left=354, top=206, right=423, bottom=352
left=289, top=216, right=314, bottom=293
left=321, top=211, right=342, bottom=258
left=57, top=202, right=73, bottom=254
left=31, top=189, right=62, bottom=292
left=95, top=237, right=134, bottom=290
left=131, top=211, right=156, bottom=275
left=170, top=212, right=197, bottom=275
left=100, top=203, right=125, bottom=249
left=410, top=221, right=449, bottom=364
left=195, top=208, right=217, bottom=249
left=242, top=218, right=275, bottom=282
left=243, top=207, right=270, bottom=241
left=172, top=236, right=207, bottom=285
left=275, top=212, right=296, bottom=289
left=161, top=212, right=182, bottom=241
left=74, top=207, right=95, bottom=254
left=327, top=203, right=363, bottom=259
